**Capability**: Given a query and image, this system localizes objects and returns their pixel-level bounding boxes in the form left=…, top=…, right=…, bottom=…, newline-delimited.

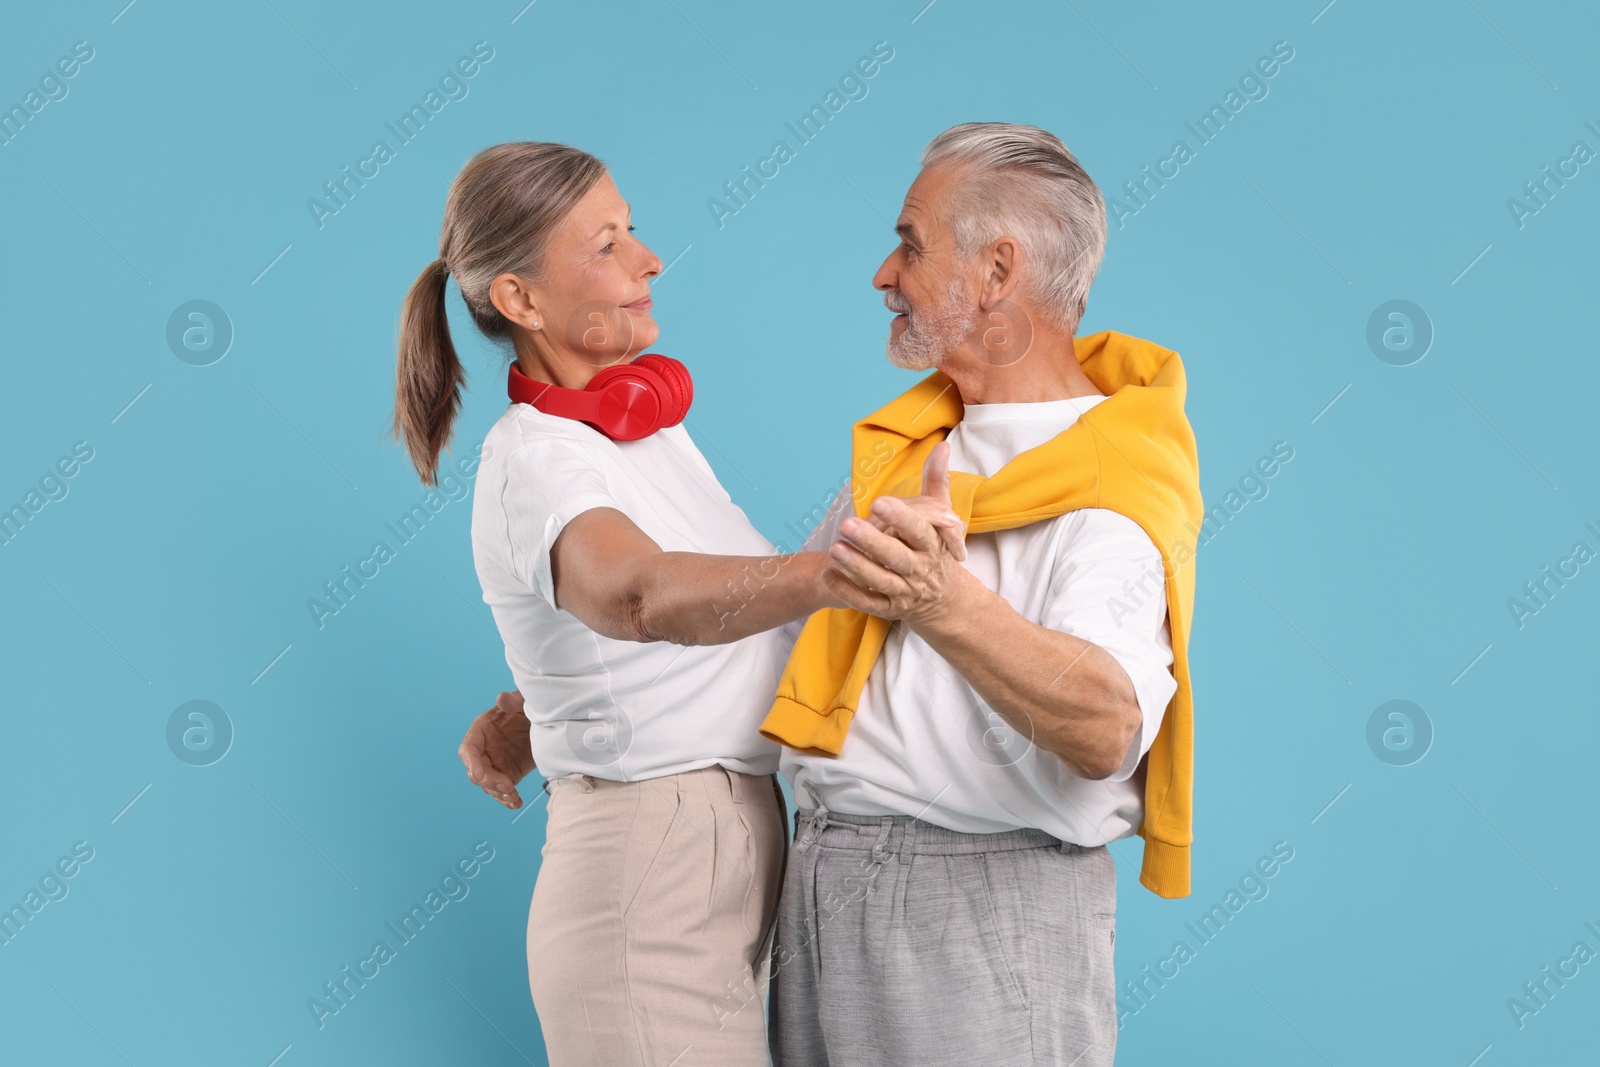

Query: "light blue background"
left=2, top=0, right=1596, bottom=1063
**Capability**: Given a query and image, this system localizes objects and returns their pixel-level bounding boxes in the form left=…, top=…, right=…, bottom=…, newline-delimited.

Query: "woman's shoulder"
left=474, top=406, right=630, bottom=519
left=484, top=403, right=612, bottom=463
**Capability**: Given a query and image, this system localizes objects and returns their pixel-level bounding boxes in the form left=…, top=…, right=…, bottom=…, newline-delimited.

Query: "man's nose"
left=872, top=256, right=896, bottom=291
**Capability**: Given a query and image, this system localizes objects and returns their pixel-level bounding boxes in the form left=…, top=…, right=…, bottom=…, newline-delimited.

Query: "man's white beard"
left=885, top=275, right=977, bottom=370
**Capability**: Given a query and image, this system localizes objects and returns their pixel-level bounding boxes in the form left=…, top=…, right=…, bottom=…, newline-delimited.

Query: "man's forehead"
left=896, top=194, right=933, bottom=240
left=896, top=167, right=952, bottom=237
left=894, top=212, right=924, bottom=240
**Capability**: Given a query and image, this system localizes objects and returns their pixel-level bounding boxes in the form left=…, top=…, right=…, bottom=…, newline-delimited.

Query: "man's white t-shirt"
left=783, top=393, right=1179, bottom=847
left=470, top=402, right=788, bottom=783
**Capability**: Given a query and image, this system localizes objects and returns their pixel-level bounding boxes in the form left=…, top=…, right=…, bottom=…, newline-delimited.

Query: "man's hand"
left=825, top=441, right=1146, bottom=780
left=826, top=441, right=972, bottom=625
left=459, top=690, right=537, bottom=809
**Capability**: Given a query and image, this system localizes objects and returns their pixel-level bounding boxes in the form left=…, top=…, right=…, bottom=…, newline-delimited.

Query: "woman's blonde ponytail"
left=391, top=142, right=607, bottom=486
left=394, top=257, right=463, bottom=486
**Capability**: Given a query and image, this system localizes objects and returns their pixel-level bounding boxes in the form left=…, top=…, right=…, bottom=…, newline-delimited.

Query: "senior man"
left=460, top=123, right=1202, bottom=1066
left=757, top=122, right=1202, bottom=1067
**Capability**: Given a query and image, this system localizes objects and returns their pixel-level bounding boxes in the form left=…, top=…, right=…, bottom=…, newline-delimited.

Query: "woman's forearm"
left=634, top=550, right=835, bottom=645
left=550, top=507, right=836, bottom=646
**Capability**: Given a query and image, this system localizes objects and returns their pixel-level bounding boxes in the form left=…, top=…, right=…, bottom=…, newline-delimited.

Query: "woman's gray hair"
left=920, top=122, right=1106, bottom=333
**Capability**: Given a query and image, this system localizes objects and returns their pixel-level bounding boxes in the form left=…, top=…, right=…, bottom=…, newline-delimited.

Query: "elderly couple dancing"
left=391, top=121, right=1203, bottom=1067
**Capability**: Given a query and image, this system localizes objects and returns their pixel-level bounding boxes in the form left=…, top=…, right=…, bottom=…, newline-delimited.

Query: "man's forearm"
left=909, top=567, right=1141, bottom=780
left=635, top=550, right=834, bottom=646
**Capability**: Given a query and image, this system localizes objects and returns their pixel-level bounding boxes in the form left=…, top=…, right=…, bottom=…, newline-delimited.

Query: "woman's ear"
left=490, top=272, right=543, bottom=331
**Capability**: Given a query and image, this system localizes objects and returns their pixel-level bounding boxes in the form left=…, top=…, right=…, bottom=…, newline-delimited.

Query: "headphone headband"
left=507, top=354, right=693, bottom=441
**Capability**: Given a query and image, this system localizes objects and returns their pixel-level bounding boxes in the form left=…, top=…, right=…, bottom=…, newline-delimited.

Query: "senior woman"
left=393, top=141, right=961, bottom=1066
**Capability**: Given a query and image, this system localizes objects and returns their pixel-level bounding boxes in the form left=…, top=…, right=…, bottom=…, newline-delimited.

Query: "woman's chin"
left=629, top=316, right=660, bottom=350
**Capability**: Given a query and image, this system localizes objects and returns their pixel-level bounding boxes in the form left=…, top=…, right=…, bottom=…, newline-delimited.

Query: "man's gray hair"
left=921, top=122, right=1107, bottom=333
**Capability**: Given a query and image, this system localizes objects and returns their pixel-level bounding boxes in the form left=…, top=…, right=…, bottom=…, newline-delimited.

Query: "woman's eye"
left=601, top=242, right=614, bottom=254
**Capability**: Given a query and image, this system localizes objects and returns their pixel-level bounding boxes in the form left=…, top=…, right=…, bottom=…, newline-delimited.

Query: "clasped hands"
left=822, top=440, right=972, bottom=627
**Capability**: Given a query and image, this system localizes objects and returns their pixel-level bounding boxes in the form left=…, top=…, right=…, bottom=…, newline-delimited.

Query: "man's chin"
left=884, top=303, right=974, bottom=370
left=884, top=340, right=943, bottom=371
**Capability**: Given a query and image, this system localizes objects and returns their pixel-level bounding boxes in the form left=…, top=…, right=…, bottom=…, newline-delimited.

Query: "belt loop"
left=897, top=818, right=916, bottom=864
left=1058, top=835, right=1075, bottom=854
left=576, top=773, right=595, bottom=793
left=870, top=818, right=893, bottom=864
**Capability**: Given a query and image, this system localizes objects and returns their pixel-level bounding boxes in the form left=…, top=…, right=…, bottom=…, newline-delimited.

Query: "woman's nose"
left=635, top=237, right=664, bottom=278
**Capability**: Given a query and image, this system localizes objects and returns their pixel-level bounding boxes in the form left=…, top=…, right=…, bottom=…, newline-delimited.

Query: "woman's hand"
left=459, top=690, right=538, bottom=809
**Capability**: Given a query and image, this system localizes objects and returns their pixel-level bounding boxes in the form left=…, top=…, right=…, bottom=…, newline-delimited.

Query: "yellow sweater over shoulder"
left=759, top=330, right=1203, bottom=898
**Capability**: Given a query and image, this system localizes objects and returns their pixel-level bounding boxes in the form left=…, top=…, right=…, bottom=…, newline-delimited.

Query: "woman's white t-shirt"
left=470, top=402, right=788, bottom=783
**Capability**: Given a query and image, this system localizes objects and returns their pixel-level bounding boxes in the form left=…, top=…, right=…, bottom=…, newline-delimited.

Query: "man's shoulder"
left=1022, top=506, right=1163, bottom=564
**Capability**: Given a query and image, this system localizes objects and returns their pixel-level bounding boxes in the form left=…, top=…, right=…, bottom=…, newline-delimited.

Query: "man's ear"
left=981, top=236, right=1023, bottom=310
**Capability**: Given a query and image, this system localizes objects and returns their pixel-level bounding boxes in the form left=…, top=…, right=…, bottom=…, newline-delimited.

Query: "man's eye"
left=601, top=242, right=614, bottom=254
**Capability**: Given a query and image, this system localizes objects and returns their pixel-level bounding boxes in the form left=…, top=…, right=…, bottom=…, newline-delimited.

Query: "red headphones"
left=507, top=354, right=693, bottom=441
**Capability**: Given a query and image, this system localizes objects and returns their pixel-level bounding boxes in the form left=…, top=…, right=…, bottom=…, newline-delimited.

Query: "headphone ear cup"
left=586, top=362, right=671, bottom=440
left=632, top=354, right=693, bottom=426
